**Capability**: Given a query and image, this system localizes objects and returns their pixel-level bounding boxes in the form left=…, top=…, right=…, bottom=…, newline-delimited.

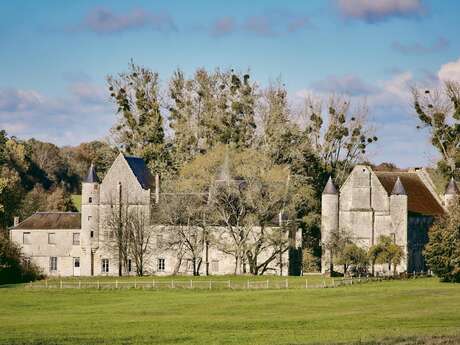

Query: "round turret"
left=321, top=176, right=339, bottom=273
left=444, top=177, right=459, bottom=209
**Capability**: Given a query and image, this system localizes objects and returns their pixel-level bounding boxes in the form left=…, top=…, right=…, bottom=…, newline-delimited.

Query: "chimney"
left=155, top=174, right=160, bottom=204
left=13, top=216, right=19, bottom=227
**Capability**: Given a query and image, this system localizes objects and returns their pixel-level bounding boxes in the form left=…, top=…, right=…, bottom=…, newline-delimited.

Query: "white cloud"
left=437, top=57, right=460, bottom=82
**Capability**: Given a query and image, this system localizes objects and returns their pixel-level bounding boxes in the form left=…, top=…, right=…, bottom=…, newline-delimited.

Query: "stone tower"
left=81, top=163, right=100, bottom=276
left=444, top=177, right=459, bottom=209
left=389, top=177, right=408, bottom=269
left=321, top=176, right=339, bottom=274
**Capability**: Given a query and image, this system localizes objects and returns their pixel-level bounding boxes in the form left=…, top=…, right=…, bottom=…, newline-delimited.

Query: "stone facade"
left=321, top=165, right=452, bottom=275
left=10, top=153, right=301, bottom=277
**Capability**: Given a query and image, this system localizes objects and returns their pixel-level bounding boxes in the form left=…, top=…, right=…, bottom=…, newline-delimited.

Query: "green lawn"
left=71, top=194, right=81, bottom=212
left=1, top=278, right=459, bottom=345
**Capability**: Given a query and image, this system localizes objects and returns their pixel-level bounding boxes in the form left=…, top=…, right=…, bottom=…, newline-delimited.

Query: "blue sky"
left=1, top=0, right=459, bottom=167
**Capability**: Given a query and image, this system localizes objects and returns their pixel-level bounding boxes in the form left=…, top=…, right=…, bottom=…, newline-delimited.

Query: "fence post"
left=247, top=280, right=250, bottom=289
left=79, top=280, right=81, bottom=289
left=285, top=279, right=288, bottom=289
left=305, top=279, right=308, bottom=289
left=60, top=280, right=63, bottom=289
left=190, top=280, right=193, bottom=289
left=266, top=280, right=269, bottom=289
left=228, top=280, right=231, bottom=289
left=322, top=279, right=326, bottom=288
left=413, top=271, right=416, bottom=279
left=171, top=280, right=174, bottom=289
left=152, top=279, right=155, bottom=289
left=97, top=281, right=100, bottom=289
left=115, top=280, right=118, bottom=289
left=134, top=280, right=137, bottom=289
left=332, top=279, right=335, bottom=288
left=209, top=280, right=212, bottom=290
left=45, top=280, right=48, bottom=289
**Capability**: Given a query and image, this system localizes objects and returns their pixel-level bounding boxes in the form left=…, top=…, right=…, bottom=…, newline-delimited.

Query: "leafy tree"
left=424, top=203, right=460, bottom=282
left=337, top=243, right=368, bottom=275
left=369, top=235, right=404, bottom=276
left=323, top=228, right=351, bottom=275
left=107, top=61, right=170, bottom=175
left=413, top=81, right=460, bottom=179
left=0, top=232, right=42, bottom=284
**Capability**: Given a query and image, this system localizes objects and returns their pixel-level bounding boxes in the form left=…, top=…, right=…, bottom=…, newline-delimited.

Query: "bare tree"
left=127, top=207, right=154, bottom=276
left=157, top=193, right=209, bottom=275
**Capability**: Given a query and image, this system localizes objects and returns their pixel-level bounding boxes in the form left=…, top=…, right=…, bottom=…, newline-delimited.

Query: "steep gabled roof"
left=375, top=172, right=444, bottom=216
left=124, top=155, right=154, bottom=190
left=11, top=212, right=81, bottom=230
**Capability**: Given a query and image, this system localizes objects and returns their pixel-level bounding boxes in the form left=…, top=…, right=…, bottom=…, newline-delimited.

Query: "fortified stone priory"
left=9, top=153, right=301, bottom=277
left=321, top=165, right=458, bottom=274
left=9, top=154, right=459, bottom=277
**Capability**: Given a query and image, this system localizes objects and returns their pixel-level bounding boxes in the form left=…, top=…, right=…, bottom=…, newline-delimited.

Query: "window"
left=48, top=233, right=56, bottom=245
left=73, top=233, right=80, bottom=245
left=88, top=197, right=93, bottom=204
left=90, top=230, right=94, bottom=238
left=157, top=258, right=165, bottom=272
left=94, top=184, right=98, bottom=191
left=88, top=216, right=92, bottom=221
left=74, top=257, right=80, bottom=268
left=23, top=232, right=31, bottom=245
left=49, top=257, right=57, bottom=271
left=128, top=259, right=132, bottom=273
left=101, top=259, right=109, bottom=273
left=211, top=260, right=219, bottom=273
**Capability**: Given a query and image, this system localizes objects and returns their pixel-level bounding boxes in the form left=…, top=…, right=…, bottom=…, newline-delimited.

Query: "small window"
left=94, top=184, right=98, bottom=191
left=128, top=259, right=132, bottom=273
left=101, top=259, right=109, bottom=273
left=73, top=233, right=80, bottom=245
left=48, top=233, right=56, bottom=245
left=49, top=257, right=57, bottom=271
left=211, top=260, right=219, bottom=273
left=157, top=258, right=165, bottom=272
left=88, top=197, right=93, bottom=204
left=74, top=257, right=80, bottom=268
left=90, top=230, right=94, bottom=238
left=88, top=216, right=92, bottom=221
left=23, top=232, right=31, bottom=245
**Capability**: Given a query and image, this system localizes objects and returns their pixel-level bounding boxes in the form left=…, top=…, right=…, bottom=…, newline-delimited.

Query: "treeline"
left=0, top=132, right=117, bottom=229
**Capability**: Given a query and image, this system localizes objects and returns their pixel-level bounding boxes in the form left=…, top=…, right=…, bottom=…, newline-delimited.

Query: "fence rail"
left=25, top=273, right=430, bottom=290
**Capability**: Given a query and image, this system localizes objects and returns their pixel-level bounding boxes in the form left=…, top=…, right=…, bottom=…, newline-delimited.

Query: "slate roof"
left=85, top=163, right=99, bottom=183
left=124, top=156, right=154, bottom=190
left=375, top=172, right=444, bottom=216
left=323, top=176, right=338, bottom=195
left=445, top=177, right=459, bottom=195
left=12, top=212, right=81, bottom=230
left=391, top=177, right=407, bottom=196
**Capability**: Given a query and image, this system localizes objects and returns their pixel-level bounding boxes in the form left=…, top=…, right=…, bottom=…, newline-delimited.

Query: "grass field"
left=1, top=278, right=459, bottom=345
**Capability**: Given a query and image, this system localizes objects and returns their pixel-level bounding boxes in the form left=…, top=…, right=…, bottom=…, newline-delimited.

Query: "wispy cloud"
left=392, top=37, right=449, bottom=55
left=0, top=81, right=114, bottom=145
left=437, top=57, right=460, bottom=82
left=310, top=74, right=379, bottom=96
left=336, top=0, right=425, bottom=23
left=209, top=11, right=312, bottom=37
left=80, top=7, right=176, bottom=34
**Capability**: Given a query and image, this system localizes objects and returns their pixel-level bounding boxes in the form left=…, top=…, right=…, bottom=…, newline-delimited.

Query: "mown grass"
left=1, top=278, right=459, bottom=345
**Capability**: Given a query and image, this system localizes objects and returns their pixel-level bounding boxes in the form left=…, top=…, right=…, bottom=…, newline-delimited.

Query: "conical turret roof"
left=323, top=176, right=338, bottom=195
left=445, top=177, right=459, bottom=195
left=84, top=163, right=99, bottom=183
left=391, top=177, right=406, bottom=195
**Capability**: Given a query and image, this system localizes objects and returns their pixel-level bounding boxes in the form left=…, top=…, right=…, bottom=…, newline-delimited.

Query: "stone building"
left=321, top=165, right=458, bottom=274
left=10, top=153, right=301, bottom=277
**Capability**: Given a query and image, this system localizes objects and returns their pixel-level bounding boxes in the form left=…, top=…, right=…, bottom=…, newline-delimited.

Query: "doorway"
left=73, top=257, right=80, bottom=276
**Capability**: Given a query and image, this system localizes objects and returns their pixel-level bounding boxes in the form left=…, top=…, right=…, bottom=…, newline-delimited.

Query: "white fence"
left=24, top=276, right=416, bottom=290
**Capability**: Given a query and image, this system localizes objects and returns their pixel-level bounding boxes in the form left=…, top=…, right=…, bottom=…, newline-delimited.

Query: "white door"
left=73, top=257, right=81, bottom=276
